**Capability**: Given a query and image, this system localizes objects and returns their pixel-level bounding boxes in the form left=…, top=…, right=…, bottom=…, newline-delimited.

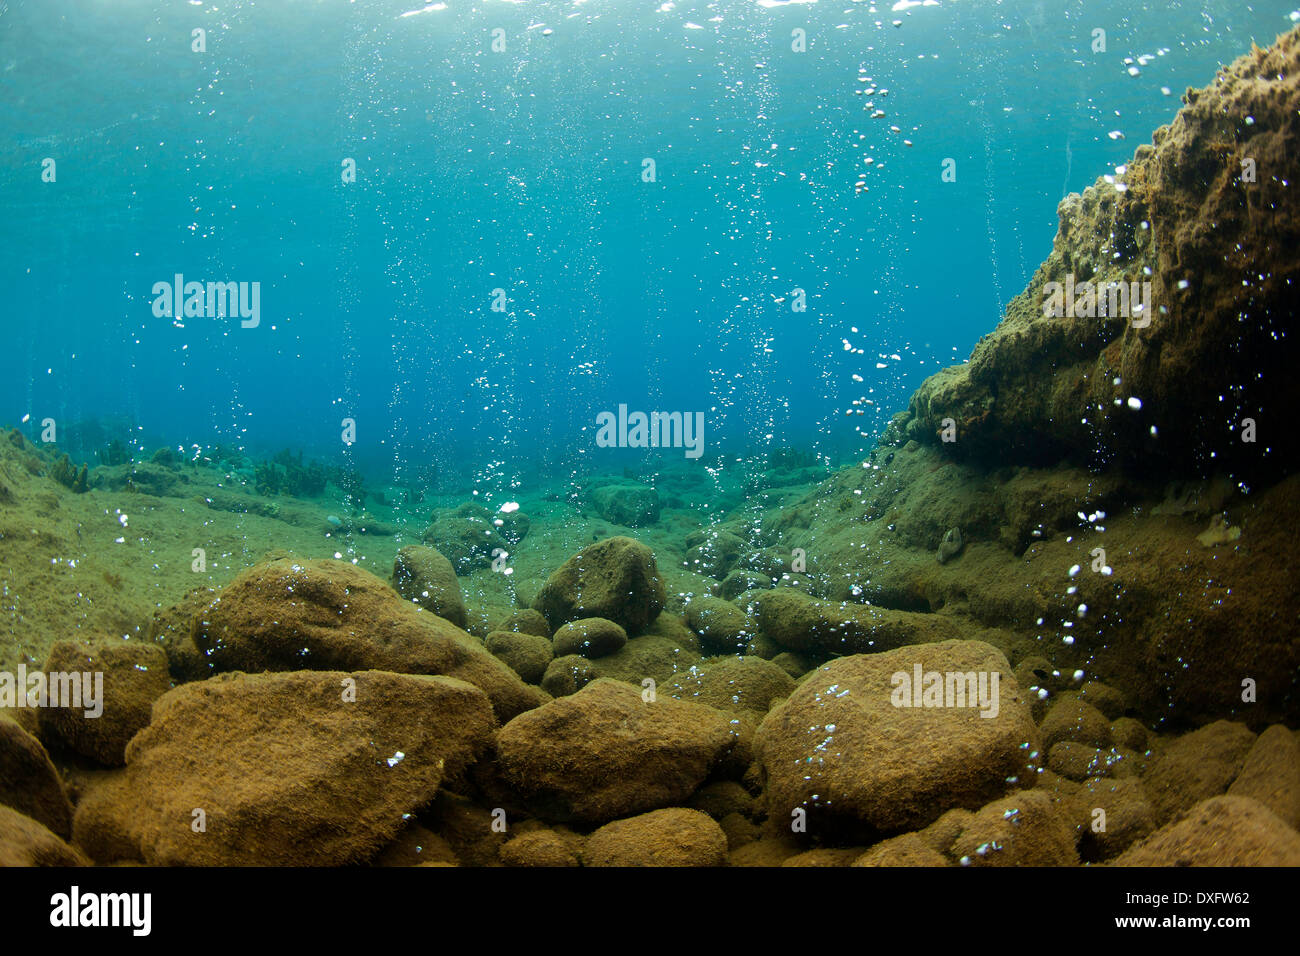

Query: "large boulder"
left=72, top=670, right=496, bottom=866
left=532, top=537, right=666, bottom=636
left=391, top=545, right=468, bottom=628
left=191, top=558, right=541, bottom=720
left=495, top=678, right=735, bottom=823
left=755, top=640, right=1039, bottom=840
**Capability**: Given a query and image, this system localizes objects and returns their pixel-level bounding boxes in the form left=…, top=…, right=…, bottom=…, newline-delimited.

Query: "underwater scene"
left=1, top=0, right=1299, bottom=882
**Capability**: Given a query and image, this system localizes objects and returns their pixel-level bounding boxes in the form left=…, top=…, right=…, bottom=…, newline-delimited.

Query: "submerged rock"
left=38, top=641, right=171, bottom=767
left=391, top=545, right=468, bottom=628
left=1226, top=724, right=1300, bottom=828
left=1141, top=720, right=1256, bottom=823
left=949, top=789, right=1078, bottom=867
left=552, top=617, right=628, bottom=659
left=1115, top=795, right=1300, bottom=866
left=898, top=29, right=1300, bottom=484
left=532, top=536, right=666, bottom=636
left=583, top=808, right=727, bottom=867
left=755, top=640, right=1039, bottom=839
left=0, top=713, right=73, bottom=838
left=485, top=631, right=553, bottom=684
left=191, top=558, right=542, bottom=721
left=684, top=595, right=756, bottom=653
left=591, top=483, right=661, bottom=527
left=495, top=678, right=735, bottom=823
left=0, top=805, right=89, bottom=867
left=755, top=589, right=962, bottom=655
left=72, top=670, right=496, bottom=866
left=421, top=503, right=526, bottom=573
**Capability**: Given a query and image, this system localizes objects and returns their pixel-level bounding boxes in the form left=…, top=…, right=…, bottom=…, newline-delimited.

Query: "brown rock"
left=485, top=631, right=553, bottom=684
left=499, top=829, right=581, bottom=867
left=39, top=641, right=171, bottom=766
left=532, top=537, right=667, bottom=636
left=0, top=712, right=73, bottom=838
left=1142, top=720, right=1256, bottom=823
left=1115, top=795, right=1300, bottom=866
left=1226, top=724, right=1300, bottom=828
left=191, top=558, right=541, bottom=720
left=552, top=617, right=628, bottom=659
left=852, top=833, right=949, bottom=867
left=495, top=679, right=735, bottom=823
left=755, top=589, right=962, bottom=656
left=666, top=655, right=795, bottom=716
left=1038, top=693, right=1113, bottom=751
left=0, top=805, right=89, bottom=867
left=583, top=808, right=726, bottom=867
left=72, top=670, right=496, bottom=865
left=1074, top=777, right=1157, bottom=861
left=755, top=640, right=1040, bottom=839
left=392, top=545, right=468, bottom=628
left=950, top=789, right=1078, bottom=866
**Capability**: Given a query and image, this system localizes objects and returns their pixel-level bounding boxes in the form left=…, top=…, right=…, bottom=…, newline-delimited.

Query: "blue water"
left=2, top=0, right=1295, bottom=488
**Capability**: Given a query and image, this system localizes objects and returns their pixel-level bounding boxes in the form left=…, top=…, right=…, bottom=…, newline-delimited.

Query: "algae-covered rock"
left=392, top=545, right=468, bottom=628
left=591, top=483, right=661, bottom=527
left=1115, top=795, right=1300, bottom=866
left=582, top=808, right=727, bottom=867
left=39, top=641, right=171, bottom=766
left=852, top=833, right=949, bottom=867
left=191, top=558, right=541, bottom=721
left=1073, top=776, right=1157, bottom=861
left=755, top=640, right=1039, bottom=839
left=499, top=829, right=582, bottom=867
left=1141, top=720, right=1256, bottom=823
left=485, top=631, right=553, bottom=684
left=949, top=789, right=1078, bottom=867
left=1038, top=693, right=1113, bottom=752
left=0, top=712, right=73, bottom=838
left=532, top=536, right=666, bottom=636
left=0, top=805, right=89, bottom=867
left=755, top=589, right=963, bottom=655
left=901, top=28, right=1300, bottom=485
left=684, top=596, right=756, bottom=653
left=72, top=670, right=496, bottom=866
left=495, top=678, right=735, bottom=823
left=1226, top=724, right=1300, bottom=828
left=552, top=617, right=628, bottom=659
left=539, top=654, right=598, bottom=697
left=421, top=503, right=519, bottom=573
left=665, top=655, right=794, bottom=716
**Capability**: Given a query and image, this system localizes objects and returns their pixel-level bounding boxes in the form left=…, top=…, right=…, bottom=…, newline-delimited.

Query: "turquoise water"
left=2, top=0, right=1295, bottom=487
